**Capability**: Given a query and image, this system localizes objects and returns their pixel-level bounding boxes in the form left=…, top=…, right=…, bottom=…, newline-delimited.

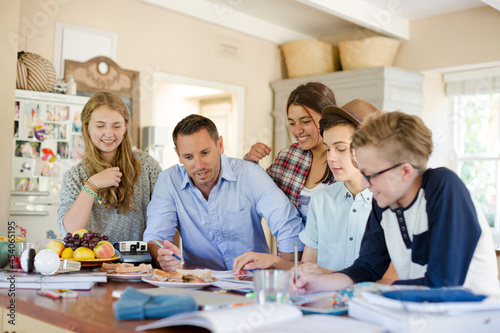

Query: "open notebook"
left=135, top=303, right=383, bottom=333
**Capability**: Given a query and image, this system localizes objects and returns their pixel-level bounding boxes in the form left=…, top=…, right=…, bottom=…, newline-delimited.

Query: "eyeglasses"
left=361, top=162, right=419, bottom=186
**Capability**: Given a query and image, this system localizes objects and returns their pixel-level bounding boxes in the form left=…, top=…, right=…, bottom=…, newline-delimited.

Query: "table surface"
left=5, top=255, right=499, bottom=332
left=0, top=273, right=216, bottom=333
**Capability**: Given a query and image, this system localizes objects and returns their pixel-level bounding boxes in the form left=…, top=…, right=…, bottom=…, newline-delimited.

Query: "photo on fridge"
left=57, top=142, right=70, bottom=159
left=72, top=111, right=82, bottom=133
left=14, top=177, right=39, bottom=191
left=14, top=101, right=20, bottom=120
left=14, top=140, right=41, bottom=158
left=46, top=104, right=70, bottom=122
left=35, top=159, right=61, bottom=177
left=58, top=124, right=68, bottom=140
left=14, top=121, right=19, bottom=138
left=45, top=123, right=57, bottom=139
left=24, top=102, right=41, bottom=128
left=71, top=135, right=84, bottom=160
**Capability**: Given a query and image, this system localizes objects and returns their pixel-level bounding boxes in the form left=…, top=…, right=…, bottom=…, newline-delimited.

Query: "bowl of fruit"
left=47, top=228, right=120, bottom=268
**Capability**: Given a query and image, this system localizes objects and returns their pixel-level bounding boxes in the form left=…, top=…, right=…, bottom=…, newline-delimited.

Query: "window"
left=452, top=93, right=500, bottom=229
left=445, top=67, right=500, bottom=230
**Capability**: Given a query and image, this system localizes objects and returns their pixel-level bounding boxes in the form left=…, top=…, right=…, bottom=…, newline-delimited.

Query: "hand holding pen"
left=153, top=239, right=185, bottom=272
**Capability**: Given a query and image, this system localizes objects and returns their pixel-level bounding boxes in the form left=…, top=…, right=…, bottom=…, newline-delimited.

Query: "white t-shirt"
left=298, top=183, right=327, bottom=223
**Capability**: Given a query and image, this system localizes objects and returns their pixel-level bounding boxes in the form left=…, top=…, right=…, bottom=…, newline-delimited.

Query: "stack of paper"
left=211, top=270, right=253, bottom=292
left=349, top=290, right=500, bottom=333
left=0, top=270, right=107, bottom=290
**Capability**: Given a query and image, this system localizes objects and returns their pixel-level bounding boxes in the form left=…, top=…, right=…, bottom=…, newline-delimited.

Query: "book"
left=0, top=270, right=107, bottom=284
left=0, top=281, right=95, bottom=290
left=349, top=294, right=500, bottom=333
left=136, top=303, right=383, bottom=333
left=0, top=270, right=106, bottom=290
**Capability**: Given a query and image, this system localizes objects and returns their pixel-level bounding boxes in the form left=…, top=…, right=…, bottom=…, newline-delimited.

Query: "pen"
left=294, top=241, right=298, bottom=282
left=153, top=239, right=184, bottom=264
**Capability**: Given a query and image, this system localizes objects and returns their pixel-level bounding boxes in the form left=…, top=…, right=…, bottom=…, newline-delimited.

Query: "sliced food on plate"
left=152, top=268, right=216, bottom=283
left=102, top=262, right=153, bottom=275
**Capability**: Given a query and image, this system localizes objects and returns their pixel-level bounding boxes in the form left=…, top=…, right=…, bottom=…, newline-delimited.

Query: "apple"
left=93, top=240, right=115, bottom=259
left=72, top=228, right=88, bottom=238
left=46, top=240, right=65, bottom=257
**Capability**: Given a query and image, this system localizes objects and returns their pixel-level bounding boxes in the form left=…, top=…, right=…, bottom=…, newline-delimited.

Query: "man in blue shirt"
left=145, top=114, right=304, bottom=271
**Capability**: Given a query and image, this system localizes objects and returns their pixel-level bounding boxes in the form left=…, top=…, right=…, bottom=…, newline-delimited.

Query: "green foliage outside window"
left=456, top=93, right=499, bottom=228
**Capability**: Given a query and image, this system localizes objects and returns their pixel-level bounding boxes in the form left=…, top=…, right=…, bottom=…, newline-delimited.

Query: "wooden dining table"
left=0, top=275, right=220, bottom=333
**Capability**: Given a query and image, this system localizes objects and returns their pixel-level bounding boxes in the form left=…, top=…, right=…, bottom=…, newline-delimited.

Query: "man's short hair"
left=351, top=111, right=433, bottom=171
left=172, top=114, right=219, bottom=148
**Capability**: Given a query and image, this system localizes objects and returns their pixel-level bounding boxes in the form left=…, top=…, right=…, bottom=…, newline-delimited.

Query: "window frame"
left=450, top=92, right=500, bottom=231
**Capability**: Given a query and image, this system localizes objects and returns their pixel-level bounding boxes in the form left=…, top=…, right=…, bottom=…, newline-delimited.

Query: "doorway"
left=153, top=73, right=245, bottom=169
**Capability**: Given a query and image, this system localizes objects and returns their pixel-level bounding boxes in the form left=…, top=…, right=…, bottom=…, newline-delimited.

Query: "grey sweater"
left=57, top=150, right=162, bottom=244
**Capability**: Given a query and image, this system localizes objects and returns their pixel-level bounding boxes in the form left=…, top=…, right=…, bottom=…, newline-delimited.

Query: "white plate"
left=141, top=275, right=215, bottom=289
left=107, top=273, right=152, bottom=282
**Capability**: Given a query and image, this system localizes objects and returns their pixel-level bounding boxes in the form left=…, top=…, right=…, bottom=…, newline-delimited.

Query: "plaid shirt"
left=267, top=143, right=334, bottom=208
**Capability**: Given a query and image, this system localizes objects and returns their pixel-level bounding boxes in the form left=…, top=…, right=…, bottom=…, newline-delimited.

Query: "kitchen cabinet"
left=270, top=66, right=424, bottom=152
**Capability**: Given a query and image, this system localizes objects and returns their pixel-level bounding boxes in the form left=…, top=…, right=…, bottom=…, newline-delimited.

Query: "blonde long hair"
left=81, top=91, right=140, bottom=214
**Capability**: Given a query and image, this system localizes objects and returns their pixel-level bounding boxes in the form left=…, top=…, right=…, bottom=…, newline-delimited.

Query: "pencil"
left=153, top=239, right=184, bottom=264
left=171, top=253, right=184, bottom=262
left=294, top=241, right=298, bottom=282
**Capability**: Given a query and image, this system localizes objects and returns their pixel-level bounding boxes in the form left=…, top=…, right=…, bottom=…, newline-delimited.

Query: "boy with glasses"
left=292, top=111, right=499, bottom=295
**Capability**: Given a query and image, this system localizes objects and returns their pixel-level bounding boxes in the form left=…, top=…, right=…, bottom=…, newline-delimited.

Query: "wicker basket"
left=280, top=40, right=339, bottom=78
left=338, top=36, right=401, bottom=70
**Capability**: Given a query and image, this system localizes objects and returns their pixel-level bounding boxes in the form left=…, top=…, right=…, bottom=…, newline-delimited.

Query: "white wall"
left=16, top=0, right=281, bottom=158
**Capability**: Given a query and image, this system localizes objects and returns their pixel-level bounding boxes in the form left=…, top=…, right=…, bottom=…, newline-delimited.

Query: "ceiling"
left=139, top=0, right=500, bottom=43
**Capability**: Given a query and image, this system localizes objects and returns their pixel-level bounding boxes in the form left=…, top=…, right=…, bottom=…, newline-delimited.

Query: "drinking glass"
left=253, top=269, right=290, bottom=305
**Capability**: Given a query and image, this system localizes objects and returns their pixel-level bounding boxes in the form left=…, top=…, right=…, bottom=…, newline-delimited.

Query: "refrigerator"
left=11, top=89, right=89, bottom=242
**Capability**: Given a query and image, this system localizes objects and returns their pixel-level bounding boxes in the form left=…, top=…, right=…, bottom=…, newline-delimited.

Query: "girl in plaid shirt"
left=244, top=82, right=336, bottom=223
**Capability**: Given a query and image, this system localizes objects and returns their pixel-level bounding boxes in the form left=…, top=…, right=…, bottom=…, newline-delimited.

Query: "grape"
left=68, top=236, right=74, bottom=242
left=92, top=237, right=100, bottom=242
left=73, top=234, right=79, bottom=240
left=82, top=243, right=89, bottom=248
left=74, top=240, right=81, bottom=246
left=63, top=236, right=69, bottom=243
left=66, top=242, right=74, bottom=248
left=95, top=233, right=101, bottom=239
left=102, top=235, right=108, bottom=241
left=66, top=233, right=72, bottom=237
left=71, top=246, right=78, bottom=251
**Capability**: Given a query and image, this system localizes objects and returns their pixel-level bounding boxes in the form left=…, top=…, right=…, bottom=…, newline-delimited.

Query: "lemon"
left=73, top=247, right=95, bottom=260
left=61, top=247, right=74, bottom=259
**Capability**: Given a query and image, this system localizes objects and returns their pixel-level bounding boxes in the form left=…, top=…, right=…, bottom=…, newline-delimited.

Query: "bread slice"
left=176, top=269, right=211, bottom=279
left=116, top=263, right=152, bottom=274
left=152, top=269, right=183, bottom=282
left=101, top=262, right=134, bottom=272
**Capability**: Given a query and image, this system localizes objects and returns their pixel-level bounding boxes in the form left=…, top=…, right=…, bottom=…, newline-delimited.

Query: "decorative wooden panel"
left=64, top=56, right=140, bottom=147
